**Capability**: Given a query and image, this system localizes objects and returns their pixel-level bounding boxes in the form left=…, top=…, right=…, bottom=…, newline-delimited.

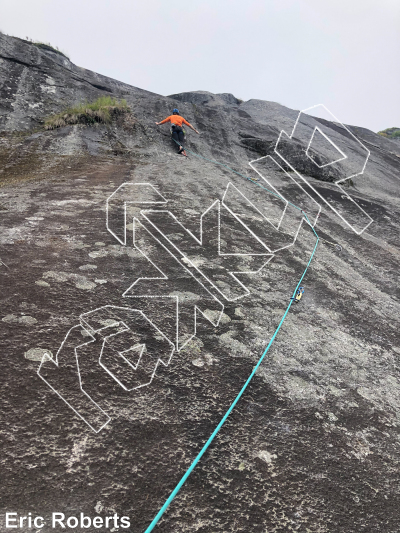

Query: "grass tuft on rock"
left=31, top=41, right=69, bottom=58
left=44, top=96, right=130, bottom=130
left=378, top=127, right=400, bottom=139
left=17, top=36, right=70, bottom=58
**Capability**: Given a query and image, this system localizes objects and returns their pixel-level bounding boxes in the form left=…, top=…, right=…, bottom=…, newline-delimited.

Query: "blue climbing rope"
left=144, top=143, right=319, bottom=533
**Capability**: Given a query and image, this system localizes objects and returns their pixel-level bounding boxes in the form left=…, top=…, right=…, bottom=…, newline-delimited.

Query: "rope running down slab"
left=144, top=141, right=320, bottom=532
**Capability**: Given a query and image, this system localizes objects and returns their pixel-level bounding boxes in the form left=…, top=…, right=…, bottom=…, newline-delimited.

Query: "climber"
left=155, top=108, right=199, bottom=155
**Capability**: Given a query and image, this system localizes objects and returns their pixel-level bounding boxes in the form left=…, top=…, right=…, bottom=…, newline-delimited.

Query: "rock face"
left=0, top=32, right=154, bottom=131
left=1, top=31, right=400, bottom=533
left=168, top=90, right=243, bottom=107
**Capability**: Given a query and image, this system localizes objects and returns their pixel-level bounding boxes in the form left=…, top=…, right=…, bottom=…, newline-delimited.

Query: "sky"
left=1, top=0, right=399, bottom=132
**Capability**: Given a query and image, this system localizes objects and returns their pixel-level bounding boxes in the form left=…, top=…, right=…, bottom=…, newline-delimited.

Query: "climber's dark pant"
left=171, top=125, right=185, bottom=147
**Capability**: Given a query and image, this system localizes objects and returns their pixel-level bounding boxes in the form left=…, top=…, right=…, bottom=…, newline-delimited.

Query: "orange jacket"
left=159, top=115, right=191, bottom=127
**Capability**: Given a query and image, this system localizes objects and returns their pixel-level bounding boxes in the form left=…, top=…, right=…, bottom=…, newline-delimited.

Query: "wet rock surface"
left=1, top=32, right=400, bottom=533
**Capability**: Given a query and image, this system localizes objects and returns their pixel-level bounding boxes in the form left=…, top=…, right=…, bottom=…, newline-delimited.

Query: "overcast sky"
left=1, top=0, right=399, bottom=132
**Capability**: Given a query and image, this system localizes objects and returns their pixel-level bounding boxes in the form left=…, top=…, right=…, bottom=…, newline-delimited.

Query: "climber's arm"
left=155, top=116, right=171, bottom=126
left=183, top=118, right=199, bottom=134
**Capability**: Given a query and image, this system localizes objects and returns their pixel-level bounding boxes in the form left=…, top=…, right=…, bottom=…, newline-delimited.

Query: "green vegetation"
left=44, top=96, right=130, bottom=130
left=378, top=127, right=400, bottom=139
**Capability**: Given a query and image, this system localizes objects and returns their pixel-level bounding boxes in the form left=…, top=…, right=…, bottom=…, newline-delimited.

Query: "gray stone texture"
left=1, top=31, right=400, bottom=533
